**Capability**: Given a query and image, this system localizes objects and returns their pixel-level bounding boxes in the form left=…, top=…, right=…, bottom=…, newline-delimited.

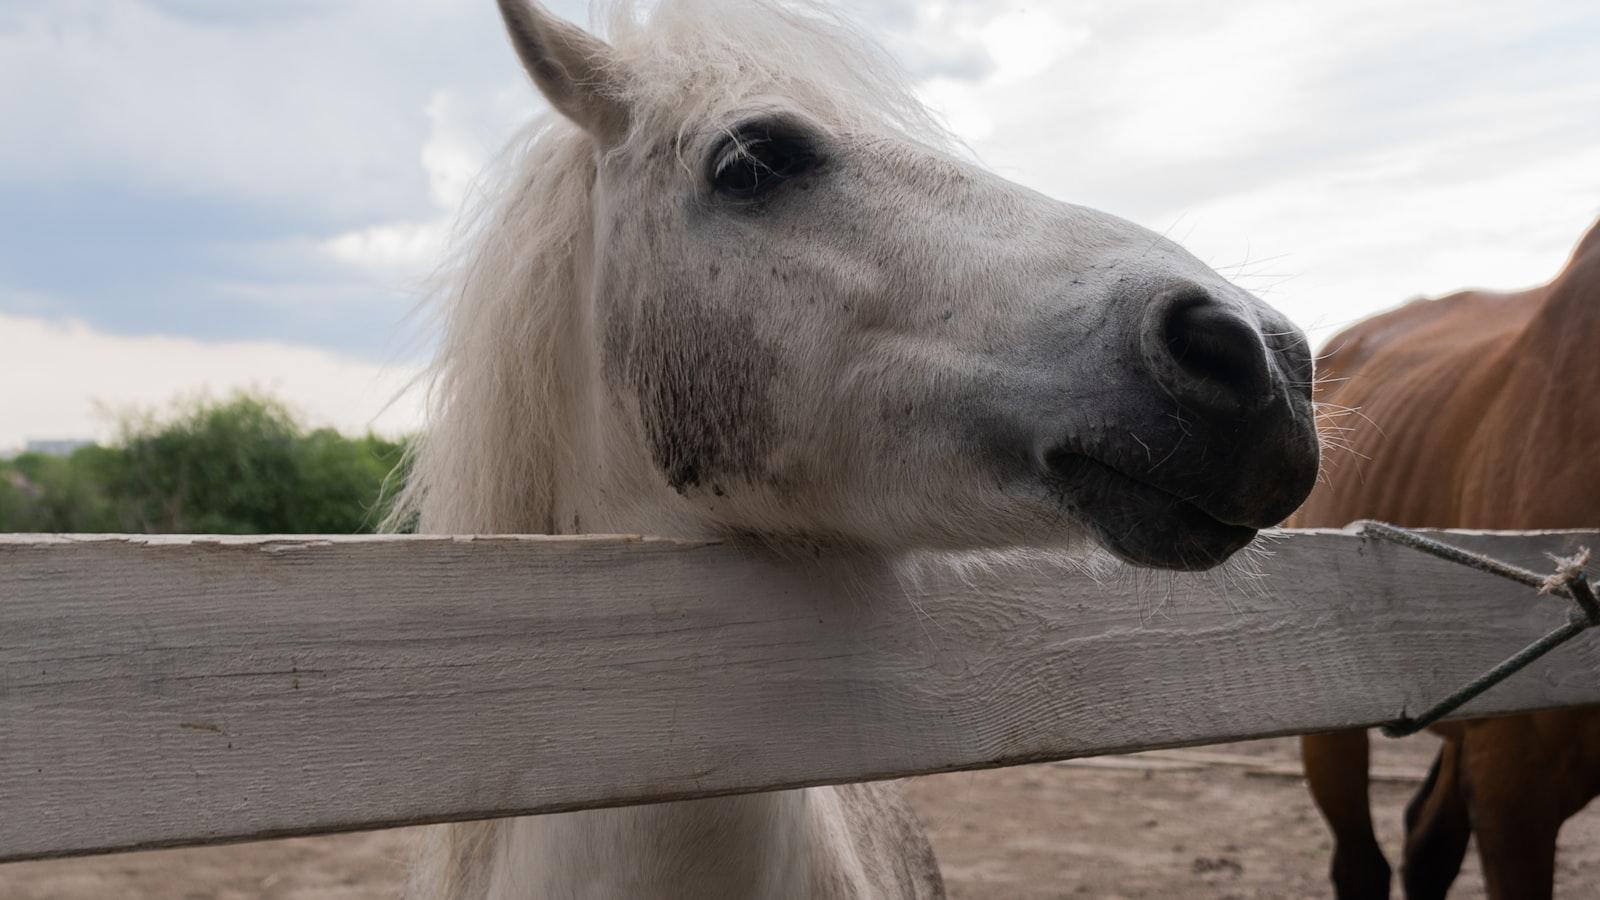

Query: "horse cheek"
left=625, top=289, right=782, bottom=497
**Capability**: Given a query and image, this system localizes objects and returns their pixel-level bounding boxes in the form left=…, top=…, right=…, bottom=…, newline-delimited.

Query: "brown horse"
left=1295, top=217, right=1600, bottom=900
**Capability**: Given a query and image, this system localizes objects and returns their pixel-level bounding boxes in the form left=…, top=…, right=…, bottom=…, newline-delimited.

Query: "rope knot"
left=1540, top=547, right=1591, bottom=596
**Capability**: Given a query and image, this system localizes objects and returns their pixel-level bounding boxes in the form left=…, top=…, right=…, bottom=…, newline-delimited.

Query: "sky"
left=2, top=0, right=1599, bottom=450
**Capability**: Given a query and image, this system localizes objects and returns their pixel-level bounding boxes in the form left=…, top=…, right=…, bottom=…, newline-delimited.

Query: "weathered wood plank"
left=2, top=528, right=1598, bottom=862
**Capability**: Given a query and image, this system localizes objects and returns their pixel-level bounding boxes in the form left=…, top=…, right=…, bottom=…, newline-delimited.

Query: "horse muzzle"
left=1034, top=283, right=1321, bottom=570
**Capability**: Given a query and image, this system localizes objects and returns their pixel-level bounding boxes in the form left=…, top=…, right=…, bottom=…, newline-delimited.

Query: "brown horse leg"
left=1460, top=722, right=1561, bottom=900
left=1302, top=730, right=1391, bottom=899
left=1399, top=740, right=1470, bottom=900
left=1470, top=795, right=1558, bottom=900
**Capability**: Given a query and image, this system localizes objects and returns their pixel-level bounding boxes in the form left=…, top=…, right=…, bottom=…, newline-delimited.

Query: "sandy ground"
left=4, top=735, right=1598, bottom=899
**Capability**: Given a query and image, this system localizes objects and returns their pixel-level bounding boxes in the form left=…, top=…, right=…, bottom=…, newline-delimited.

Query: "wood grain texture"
left=3, top=529, right=1599, bottom=862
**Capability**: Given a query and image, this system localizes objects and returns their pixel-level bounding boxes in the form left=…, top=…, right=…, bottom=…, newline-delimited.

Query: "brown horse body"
left=1296, top=218, right=1600, bottom=900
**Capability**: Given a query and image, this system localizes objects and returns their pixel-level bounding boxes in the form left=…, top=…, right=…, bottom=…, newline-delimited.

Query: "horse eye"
left=708, top=124, right=818, bottom=200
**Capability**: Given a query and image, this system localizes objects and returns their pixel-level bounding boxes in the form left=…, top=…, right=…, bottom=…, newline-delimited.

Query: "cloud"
left=0, top=3, right=411, bottom=221
left=926, top=0, right=1600, bottom=344
left=0, top=180, right=432, bottom=356
left=320, top=86, right=531, bottom=278
left=1169, top=143, right=1600, bottom=343
left=0, top=311, right=422, bottom=451
left=136, top=0, right=330, bottom=27
left=0, top=1, right=554, bottom=356
left=321, top=221, right=452, bottom=276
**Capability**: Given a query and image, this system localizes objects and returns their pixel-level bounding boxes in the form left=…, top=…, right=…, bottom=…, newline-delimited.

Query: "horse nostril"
left=1154, top=294, right=1273, bottom=411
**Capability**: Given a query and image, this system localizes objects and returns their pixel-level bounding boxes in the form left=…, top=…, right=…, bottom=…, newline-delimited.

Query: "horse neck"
left=507, top=283, right=825, bottom=899
left=493, top=519, right=826, bottom=892
left=479, top=793, right=823, bottom=900
left=1518, top=248, right=1600, bottom=397
left=1445, top=250, right=1600, bottom=527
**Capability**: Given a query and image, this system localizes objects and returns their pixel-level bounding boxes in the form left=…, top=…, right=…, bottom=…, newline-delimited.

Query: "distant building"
left=22, top=439, right=93, bottom=457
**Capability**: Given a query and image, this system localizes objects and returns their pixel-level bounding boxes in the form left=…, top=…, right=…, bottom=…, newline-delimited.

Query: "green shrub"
left=0, top=393, right=408, bottom=535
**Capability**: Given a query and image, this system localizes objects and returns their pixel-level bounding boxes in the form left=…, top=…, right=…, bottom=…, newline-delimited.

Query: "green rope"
left=1351, top=521, right=1600, bottom=738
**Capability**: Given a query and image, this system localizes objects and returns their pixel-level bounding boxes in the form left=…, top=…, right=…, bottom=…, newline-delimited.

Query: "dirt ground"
left=5, top=735, right=1599, bottom=899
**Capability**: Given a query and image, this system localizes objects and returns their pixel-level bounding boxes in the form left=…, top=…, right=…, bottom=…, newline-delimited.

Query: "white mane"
left=394, top=0, right=949, bottom=535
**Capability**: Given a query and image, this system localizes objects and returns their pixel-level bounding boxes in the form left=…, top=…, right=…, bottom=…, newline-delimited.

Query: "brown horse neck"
left=1566, top=216, right=1600, bottom=268
left=1518, top=231, right=1600, bottom=389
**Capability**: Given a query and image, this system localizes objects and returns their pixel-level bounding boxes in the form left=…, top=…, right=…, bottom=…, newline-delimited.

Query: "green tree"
left=0, top=392, right=408, bottom=534
left=0, top=446, right=122, bottom=532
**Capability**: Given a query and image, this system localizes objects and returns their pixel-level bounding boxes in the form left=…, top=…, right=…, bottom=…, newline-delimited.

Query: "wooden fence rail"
left=3, top=529, right=1599, bottom=863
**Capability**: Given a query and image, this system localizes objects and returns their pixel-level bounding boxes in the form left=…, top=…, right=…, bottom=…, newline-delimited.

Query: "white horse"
left=397, top=1, right=1321, bottom=897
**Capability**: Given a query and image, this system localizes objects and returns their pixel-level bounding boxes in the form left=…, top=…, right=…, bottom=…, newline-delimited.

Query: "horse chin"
left=1089, top=517, right=1258, bottom=572
left=1044, top=454, right=1262, bottom=571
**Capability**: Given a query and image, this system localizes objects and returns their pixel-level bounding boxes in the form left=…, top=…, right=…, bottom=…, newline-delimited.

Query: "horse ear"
left=495, top=0, right=629, bottom=144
